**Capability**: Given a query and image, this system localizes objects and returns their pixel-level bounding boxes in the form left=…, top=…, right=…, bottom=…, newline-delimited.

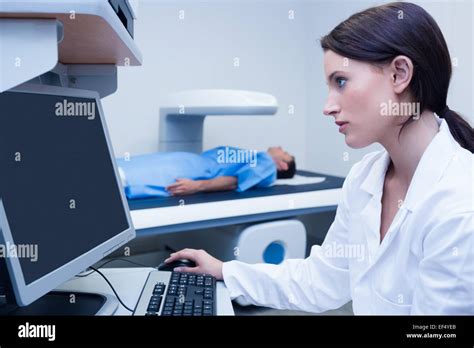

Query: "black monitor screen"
left=0, top=91, right=129, bottom=285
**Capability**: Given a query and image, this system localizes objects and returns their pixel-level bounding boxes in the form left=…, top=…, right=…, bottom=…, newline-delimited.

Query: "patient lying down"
left=116, top=146, right=296, bottom=199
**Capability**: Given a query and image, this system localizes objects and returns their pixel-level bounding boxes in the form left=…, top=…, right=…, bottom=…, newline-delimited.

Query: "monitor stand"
left=0, top=258, right=113, bottom=316
left=0, top=291, right=108, bottom=316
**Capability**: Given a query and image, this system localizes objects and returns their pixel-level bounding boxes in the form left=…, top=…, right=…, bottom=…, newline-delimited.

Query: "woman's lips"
left=335, top=121, right=349, bottom=133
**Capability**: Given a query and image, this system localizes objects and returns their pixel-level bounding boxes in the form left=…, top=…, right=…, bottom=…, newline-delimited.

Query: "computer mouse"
left=158, top=258, right=196, bottom=272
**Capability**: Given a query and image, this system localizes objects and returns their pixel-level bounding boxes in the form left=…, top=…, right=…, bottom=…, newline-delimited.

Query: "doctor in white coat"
left=164, top=2, right=474, bottom=315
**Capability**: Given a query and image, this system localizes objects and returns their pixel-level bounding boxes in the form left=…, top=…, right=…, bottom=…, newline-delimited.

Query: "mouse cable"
left=88, top=266, right=134, bottom=312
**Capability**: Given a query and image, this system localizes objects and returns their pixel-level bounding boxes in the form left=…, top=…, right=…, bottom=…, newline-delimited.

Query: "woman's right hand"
left=164, top=248, right=224, bottom=280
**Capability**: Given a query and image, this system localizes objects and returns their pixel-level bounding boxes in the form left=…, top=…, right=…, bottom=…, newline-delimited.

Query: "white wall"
left=103, top=0, right=473, bottom=178
left=303, top=0, right=384, bottom=177
left=303, top=0, right=473, bottom=177
left=103, top=0, right=311, bottom=168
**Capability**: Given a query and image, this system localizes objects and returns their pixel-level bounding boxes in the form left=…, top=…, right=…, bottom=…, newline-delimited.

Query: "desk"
left=55, top=268, right=235, bottom=316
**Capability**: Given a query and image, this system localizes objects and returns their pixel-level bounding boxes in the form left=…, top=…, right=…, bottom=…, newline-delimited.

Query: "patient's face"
left=323, top=50, right=400, bottom=149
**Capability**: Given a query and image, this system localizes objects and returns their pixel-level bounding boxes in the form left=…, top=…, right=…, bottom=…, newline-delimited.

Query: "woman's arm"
left=166, top=163, right=360, bottom=313
left=411, top=212, right=474, bottom=314
left=166, top=199, right=352, bottom=313
left=166, top=176, right=237, bottom=196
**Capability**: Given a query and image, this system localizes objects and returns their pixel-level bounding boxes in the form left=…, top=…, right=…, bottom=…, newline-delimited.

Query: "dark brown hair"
left=277, top=157, right=296, bottom=179
left=321, top=2, right=473, bottom=152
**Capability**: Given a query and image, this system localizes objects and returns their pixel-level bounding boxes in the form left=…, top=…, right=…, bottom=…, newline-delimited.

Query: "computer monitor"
left=0, top=84, right=135, bottom=307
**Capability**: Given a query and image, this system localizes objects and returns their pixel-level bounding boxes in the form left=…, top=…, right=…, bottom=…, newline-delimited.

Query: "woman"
left=164, top=2, right=474, bottom=314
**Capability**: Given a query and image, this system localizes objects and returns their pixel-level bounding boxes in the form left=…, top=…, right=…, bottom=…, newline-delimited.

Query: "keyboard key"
left=137, top=271, right=216, bottom=316
left=149, top=296, right=162, bottom=308
left=147, top=304, right=159, bottom=312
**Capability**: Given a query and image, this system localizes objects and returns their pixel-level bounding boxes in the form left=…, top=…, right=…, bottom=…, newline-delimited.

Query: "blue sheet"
left=117, top=146, right=276, bottom=199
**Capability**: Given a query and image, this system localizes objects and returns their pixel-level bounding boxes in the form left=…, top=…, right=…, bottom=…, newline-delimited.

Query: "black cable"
left=76, top=258, right=156, bottom=278
left=164, top=245, right=177, bottom=253
left=89, top=266, right=134, bottom=312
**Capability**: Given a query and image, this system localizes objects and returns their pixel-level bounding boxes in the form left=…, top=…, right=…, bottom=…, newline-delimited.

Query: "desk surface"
left=55, top=268, right=234, bottom=316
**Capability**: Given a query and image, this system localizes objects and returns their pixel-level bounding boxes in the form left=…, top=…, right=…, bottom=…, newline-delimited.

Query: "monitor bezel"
left=0, top=83, right=136, bottom=306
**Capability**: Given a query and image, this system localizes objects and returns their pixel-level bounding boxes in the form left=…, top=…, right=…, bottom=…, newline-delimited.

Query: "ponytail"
left=437, top=107, right=474, bottom=153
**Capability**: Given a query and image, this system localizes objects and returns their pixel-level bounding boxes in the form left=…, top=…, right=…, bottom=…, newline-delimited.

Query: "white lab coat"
left=222, top=118, right=474, bottom=314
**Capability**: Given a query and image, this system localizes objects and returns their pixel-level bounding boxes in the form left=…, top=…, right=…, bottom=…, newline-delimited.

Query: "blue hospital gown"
left=116, top=146, right=276, bottom=199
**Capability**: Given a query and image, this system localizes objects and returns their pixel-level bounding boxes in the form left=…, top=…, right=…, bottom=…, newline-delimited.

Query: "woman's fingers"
left=165, top=249, right=197, bottom=263
left=164, top=249, right=223, bottom=279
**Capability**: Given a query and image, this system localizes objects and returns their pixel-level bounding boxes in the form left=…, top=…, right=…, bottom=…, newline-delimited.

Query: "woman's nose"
left=323, top=99, right=340, bottom=116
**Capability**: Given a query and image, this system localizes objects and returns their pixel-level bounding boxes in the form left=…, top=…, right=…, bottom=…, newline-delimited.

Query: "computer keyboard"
left=133, top=271, right=216, bottom=316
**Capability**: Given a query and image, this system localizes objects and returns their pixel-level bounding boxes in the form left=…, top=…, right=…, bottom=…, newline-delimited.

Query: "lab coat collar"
left=403, top=118, right=454, bottom=212
left=360, top=118, right=454, bottom=212
left=359, top=151, right=391, bottom=197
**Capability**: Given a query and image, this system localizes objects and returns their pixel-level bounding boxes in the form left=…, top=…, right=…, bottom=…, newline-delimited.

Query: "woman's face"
left=323, top=50, right=401, bottom=149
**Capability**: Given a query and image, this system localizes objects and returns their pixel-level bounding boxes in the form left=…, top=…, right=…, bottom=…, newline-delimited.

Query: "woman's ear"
left=389, top=55, right=414, bottom=95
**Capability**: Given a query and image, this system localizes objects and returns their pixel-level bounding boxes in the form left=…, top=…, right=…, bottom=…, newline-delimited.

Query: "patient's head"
left=267, top=146, right=296, bottom=179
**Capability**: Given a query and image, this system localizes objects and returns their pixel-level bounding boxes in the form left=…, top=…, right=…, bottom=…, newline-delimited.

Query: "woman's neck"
left=380, top=111, right=440, bottom=186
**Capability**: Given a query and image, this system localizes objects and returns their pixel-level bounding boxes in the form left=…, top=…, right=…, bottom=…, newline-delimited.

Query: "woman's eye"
left=335, top=77, right=347, bottom=89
